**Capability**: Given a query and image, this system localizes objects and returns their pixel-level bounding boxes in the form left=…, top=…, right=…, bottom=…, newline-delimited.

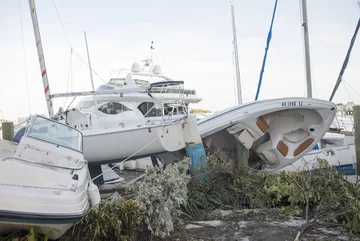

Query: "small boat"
left=198, top=97, right=337, bottom=171
left=0, top=115, right=100, bottom=239
left=281, top=132, right=356, bottom=175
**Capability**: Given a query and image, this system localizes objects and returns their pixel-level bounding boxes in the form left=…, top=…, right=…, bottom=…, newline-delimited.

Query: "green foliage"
left=184, top=154, right=360, bottom=238
left=0, top=227, right=51, bottom=241
left=129, top=159, right=191, bottom=238
left=68, top=194, right=145, bottom=241
left=181, top=155, right=239, bottom=221
left=265, top=206, right=303, bottom=221
left=182, top=174, right=238, bottom=221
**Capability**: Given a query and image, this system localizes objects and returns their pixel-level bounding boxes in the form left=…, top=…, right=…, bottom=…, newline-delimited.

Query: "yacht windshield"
left=27, top=116, right=83, bottom=152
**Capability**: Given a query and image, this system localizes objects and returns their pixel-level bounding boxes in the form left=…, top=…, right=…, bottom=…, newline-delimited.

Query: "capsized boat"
left=198, top=97, right=337, bottom=171
left=0, top=115, right=100, bottom=239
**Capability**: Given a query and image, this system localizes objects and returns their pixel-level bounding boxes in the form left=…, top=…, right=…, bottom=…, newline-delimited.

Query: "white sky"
left=0, top=0, right=360, bottom=120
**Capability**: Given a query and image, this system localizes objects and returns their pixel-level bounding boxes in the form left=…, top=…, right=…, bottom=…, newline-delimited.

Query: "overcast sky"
left=0, top=0, right=359, bottom=120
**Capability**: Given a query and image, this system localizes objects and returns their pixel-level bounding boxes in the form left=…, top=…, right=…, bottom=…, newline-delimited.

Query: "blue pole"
left=329, top=17, right=360, bottom=102
left=255, top=0, right=279, bottom=101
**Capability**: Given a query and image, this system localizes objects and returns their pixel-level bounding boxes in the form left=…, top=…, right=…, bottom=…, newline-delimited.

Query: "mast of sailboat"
left=300, top=0, right=313, bottom=98
left=84, top=31, right=98, bottom=111
left=28, top=0, right=55, bottom=118
left=230, top=1, right=242, bottom=104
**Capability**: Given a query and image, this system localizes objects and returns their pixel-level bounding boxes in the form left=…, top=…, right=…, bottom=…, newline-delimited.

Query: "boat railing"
left=1, top=156, right=86, bottom=170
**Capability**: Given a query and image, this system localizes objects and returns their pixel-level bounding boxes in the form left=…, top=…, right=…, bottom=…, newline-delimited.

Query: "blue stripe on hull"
left=336, top=163, right=356, bottom=175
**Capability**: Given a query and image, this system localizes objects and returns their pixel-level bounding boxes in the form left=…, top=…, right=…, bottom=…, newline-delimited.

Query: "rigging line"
left=71, top=50, right=107, bottom=83
left=18, top=0, right=31, bottom=115
left=353, top=0, right=360, bottom=12
left=51, top=0, right=107, bottom=84
left=51, top=0, right=71, bottom=47
left=344, top=80, right=360, bottom=98
left=254, top=0, right=279, bottom=101
left=343, top=81, right=355, bottom=103
left=65, top=97, right=76, bottom=111
left=63, top=48, right=73, bottom=109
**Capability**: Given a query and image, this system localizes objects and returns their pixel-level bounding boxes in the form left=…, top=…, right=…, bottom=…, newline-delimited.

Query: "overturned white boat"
left=198, top=97, right=337, bottom=171
left=0, top=115, right=99, bottom=239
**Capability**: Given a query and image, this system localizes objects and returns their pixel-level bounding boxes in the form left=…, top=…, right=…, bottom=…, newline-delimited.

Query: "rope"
left=18, top=0, right=31, bottom=115
left=254, top=0, right=279, bottom=101
left=65, top=97, right=77, bottom=111
left=89, top=114, right=186, bottom=182
left=90, top=136, right=160, bottom=182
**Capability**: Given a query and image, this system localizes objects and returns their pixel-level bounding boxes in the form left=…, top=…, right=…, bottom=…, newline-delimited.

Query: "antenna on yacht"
left=84, top=31, right=98, bottom=111
left=150, top=41, right=155, bottom=65
left=28, top=0, right=55, bottom=118
left=230, top=1, right=242, bottom=104
left=300, top=0, right=313, bottom=98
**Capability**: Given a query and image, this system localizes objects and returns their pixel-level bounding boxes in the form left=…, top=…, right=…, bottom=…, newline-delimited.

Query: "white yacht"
left=52, top=72, right=203, bottom=164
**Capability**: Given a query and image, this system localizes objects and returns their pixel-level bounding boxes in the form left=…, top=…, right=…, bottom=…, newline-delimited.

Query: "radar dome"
left=131, top=62, right=141, bottom=73
left=152, top=65, right=162, bottom=75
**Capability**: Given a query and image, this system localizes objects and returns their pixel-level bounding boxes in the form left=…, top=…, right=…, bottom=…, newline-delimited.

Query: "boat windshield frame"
left=26, top=116, right=83, bottom=153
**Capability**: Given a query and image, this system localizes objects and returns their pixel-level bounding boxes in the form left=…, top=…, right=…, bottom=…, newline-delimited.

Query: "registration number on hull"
left=281, top=101, right=303, bottom=107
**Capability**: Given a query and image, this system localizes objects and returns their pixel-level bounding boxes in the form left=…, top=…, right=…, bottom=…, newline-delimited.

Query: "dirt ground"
left=141, top=210, right=355, bottom=241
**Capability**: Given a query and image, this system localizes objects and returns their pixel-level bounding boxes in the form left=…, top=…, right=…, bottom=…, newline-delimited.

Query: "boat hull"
left=82, top=115, right=200, bottom=164
left=0, top=212, right=82, bottom=240
left=198, top=97, right=336, bottom=171
left=281, top=142, right=356, bottom=175
left=0, top=137, right=91, bottom=239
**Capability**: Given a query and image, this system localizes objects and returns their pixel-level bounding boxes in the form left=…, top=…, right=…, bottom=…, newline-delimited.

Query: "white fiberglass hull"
left=82, top=115, right=200, bottom=164
left=0, top=131, right=91, bottom=239
left=198, top=97, right=336, bottom=171
left=281, top=136, right=356, bottom=174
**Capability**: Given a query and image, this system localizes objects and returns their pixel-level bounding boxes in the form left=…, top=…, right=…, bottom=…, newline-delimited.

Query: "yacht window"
left=98, top=102, right=131, bottom=115
left=77, top=100, right=107, bottom=109
left=138, top=102, right=162, bottom=117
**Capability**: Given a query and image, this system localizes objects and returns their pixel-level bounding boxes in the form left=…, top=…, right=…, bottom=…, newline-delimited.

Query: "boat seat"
left=256, top=116, right=269, bottom=133
left=255, top=140, right=278, bottom=165
left=294, top=138, right=314, bottom=156
left=276, top=140, right=289, bottom=157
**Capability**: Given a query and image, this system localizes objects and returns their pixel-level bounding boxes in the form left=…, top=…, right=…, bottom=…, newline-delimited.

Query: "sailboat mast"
left=28, top=0, right=54, bottom=117
left=84, top=32, right=98, bottom=111
left=230, top=2, right=242, bottom=104
left=300, top=0, right=313, bottom=98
